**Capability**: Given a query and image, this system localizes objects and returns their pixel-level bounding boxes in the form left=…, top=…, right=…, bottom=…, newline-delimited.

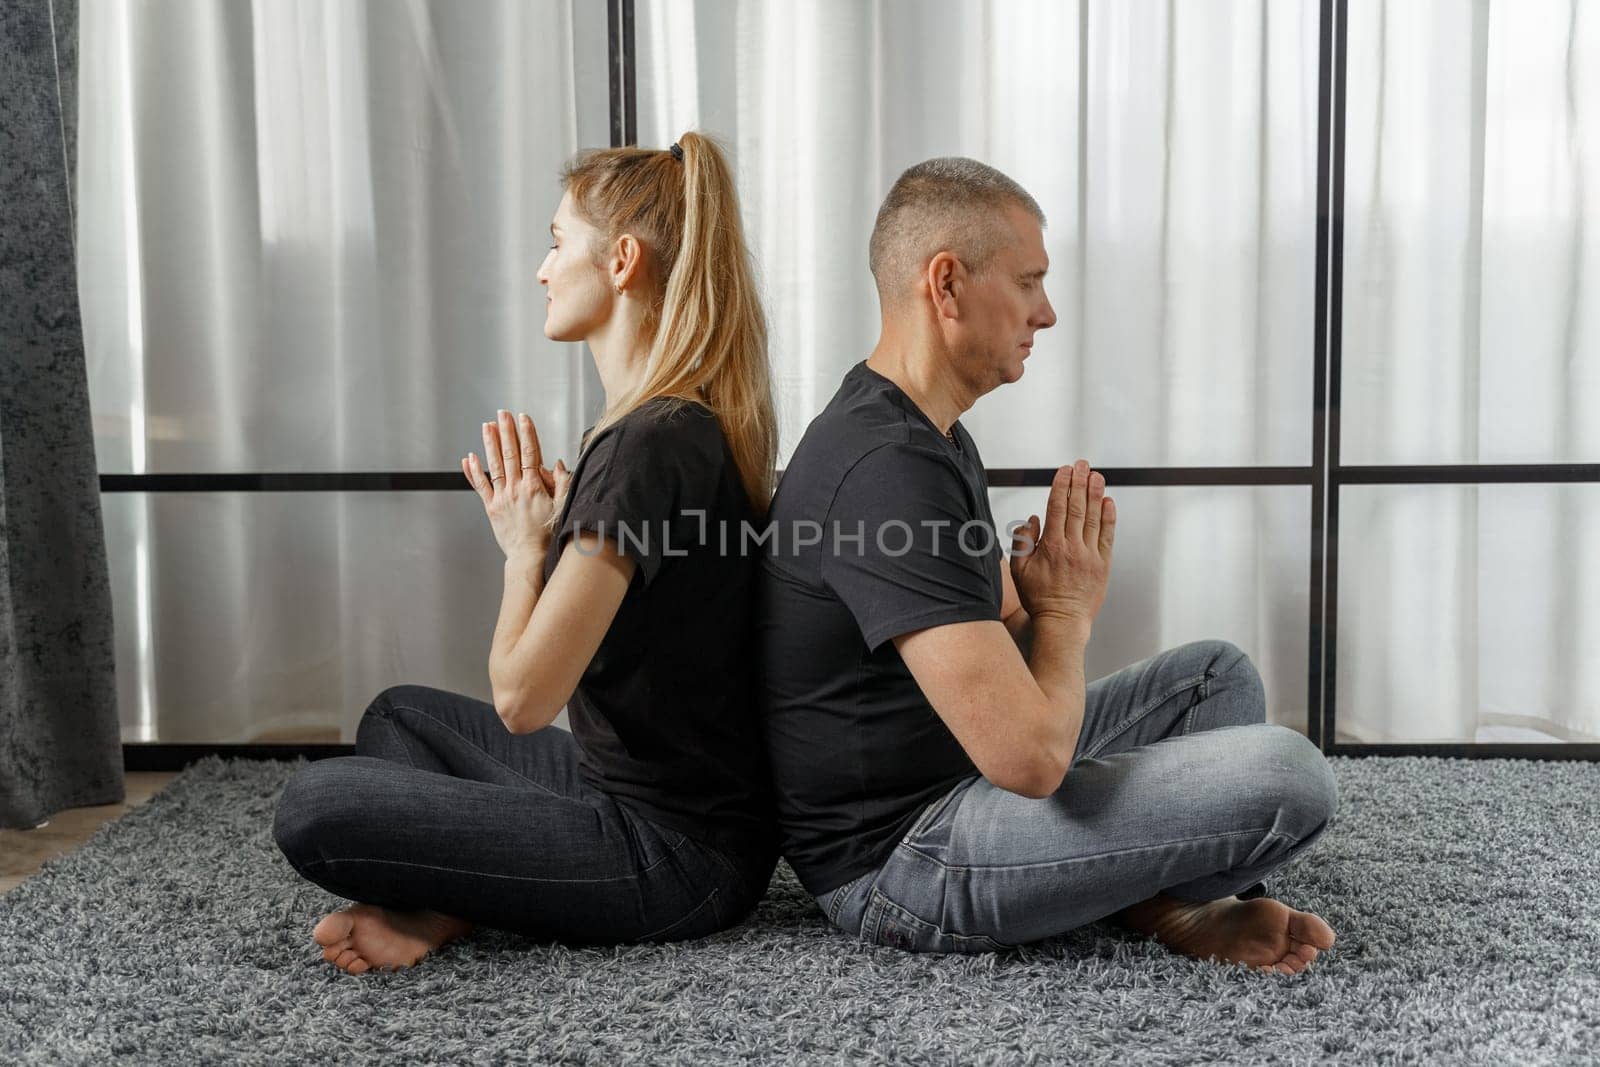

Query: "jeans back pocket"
left=860, top=887, right=1012, bottom=956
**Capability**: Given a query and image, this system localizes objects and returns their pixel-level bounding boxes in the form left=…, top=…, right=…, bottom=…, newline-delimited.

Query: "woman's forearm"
left=489, top=550, right=547, bottom=693
left=484, top=533, right=633, bottom=734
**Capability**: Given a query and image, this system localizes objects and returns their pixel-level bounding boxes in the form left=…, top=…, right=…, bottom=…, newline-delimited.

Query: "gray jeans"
left=814, top=639, right=1339, bottom=954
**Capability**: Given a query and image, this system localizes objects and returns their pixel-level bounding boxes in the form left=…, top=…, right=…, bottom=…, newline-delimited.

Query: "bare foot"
left=312, top=903, right=474, bottom=974
left=1111, top=893, right=1336, bottom=975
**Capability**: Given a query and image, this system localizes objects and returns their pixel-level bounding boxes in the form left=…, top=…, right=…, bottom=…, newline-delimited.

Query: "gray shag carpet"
left=2, top=754, right=1597, bottom=1065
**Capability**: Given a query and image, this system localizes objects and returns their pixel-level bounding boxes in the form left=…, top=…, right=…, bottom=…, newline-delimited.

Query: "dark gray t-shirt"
left=544, top=396, right=778, bottom=860
left=757, top=360, right=1004, bottom=896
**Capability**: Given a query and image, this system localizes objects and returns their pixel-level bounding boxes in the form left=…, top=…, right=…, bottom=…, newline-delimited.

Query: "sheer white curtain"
left=639, top=0, right=1322, bottom=732
left=77, top=0, right=1597, bottom=745
left=78, top=0, right=609, bottom=742
left=638, top=0, right=1600, bottom=742
left=1341, top=0, right=1600, bottom=743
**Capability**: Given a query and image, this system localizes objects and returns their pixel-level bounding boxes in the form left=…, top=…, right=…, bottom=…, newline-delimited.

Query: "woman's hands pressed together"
left=463, top=409, right=571, bottom=567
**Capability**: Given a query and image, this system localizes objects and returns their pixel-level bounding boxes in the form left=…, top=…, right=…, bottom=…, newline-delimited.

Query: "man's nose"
left=1035, top=296, right=1058, bottom=330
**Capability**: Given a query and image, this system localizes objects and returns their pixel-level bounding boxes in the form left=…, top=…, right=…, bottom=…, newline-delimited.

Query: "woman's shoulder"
left=633, top=393, right=717, bottom=426
left=568, top=397, right=730, bottom=494
left=580, top=395, right=711, bottom=452
left=616, top=394, right=722, bottom=449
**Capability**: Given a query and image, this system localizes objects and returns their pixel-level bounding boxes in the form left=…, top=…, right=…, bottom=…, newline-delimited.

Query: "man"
left=757, top=157, right=1339, bottom=974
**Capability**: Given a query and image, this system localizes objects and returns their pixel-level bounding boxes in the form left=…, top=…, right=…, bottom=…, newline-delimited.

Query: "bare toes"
left=313, top=911, right=356, bottom=948
left=1266, top=956, right=1300, bottom=975
left=1289, top=911, right=1336, bottom=950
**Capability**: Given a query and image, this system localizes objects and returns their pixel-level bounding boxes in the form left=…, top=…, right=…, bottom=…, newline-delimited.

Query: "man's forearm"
left=1027, top=613, right=1093, bottom=771
left=488, top=551, right=547, bottom=696
left=1004, top=608, right=1036, bottom=661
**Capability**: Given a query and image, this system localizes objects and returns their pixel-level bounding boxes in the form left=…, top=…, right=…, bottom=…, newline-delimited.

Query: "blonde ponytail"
left=553, top=132, right=778, bottom=519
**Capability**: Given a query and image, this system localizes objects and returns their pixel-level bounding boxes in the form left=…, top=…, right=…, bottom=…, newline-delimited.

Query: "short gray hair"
left=868, top=157, right=1046, bottom=305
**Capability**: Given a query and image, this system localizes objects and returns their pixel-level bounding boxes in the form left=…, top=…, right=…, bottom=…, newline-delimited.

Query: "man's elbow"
left=1035, top=755, right=1071, bottom=797
left=1012, top=724, right=1074, bottom=798
left=987, top=749, right=1069, bottom=800
left=1014, top=756, right=1069, bottom=799
left=973, top=700, right=1075, bottom=798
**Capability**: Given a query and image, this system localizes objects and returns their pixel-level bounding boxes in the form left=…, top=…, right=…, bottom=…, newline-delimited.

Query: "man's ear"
left=926, top=252, right=964, bottom=321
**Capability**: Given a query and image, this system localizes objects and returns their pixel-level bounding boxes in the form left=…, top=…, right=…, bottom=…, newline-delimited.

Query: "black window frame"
left=113, top=0, right=1600, bottom=768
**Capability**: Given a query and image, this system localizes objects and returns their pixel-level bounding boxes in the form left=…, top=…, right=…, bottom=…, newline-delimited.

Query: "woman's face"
left=537, top=190, right=612, bottom=343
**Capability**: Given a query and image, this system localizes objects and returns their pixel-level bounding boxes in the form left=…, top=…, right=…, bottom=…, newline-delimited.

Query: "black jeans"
left=272, top=684, right=775, bottom=945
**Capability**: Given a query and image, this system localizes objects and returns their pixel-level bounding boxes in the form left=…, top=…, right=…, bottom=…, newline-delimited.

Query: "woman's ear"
left=610, top=233, right=644, bottom=293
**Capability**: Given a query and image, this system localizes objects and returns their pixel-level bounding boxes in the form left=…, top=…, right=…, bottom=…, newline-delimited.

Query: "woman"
left=272, top=132, right=780, bottom=973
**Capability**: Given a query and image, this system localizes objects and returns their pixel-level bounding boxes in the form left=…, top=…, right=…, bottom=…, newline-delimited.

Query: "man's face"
left=537, top=190, right=612, bottom=343
left=950, top=202, right=1056, bottom=392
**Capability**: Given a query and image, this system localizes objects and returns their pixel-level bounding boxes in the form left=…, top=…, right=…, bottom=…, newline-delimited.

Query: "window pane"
left=1335, top=482, right=1600, bottom=743
left=639, top=0, right=1318, bottom=469
left=103, top=490, right=525, bottom=744
left=80, top=0, right=612, bottom=475
left=990, top=485, right=1311, bottom=734
left=1342, top=0, right=1600, bottom=465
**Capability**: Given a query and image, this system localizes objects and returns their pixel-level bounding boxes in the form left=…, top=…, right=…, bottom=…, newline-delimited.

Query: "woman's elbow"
left=495, top=690, right=563, bottom=735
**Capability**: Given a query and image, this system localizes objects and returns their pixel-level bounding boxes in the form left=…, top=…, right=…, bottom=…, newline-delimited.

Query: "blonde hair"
left=550, top=131, right=777, bottom=523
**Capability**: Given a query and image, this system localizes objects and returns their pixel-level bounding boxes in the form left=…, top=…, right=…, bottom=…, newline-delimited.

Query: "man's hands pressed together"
left=1011, top=459, right=1116, bottom=629
left=893, top=458, right=1116, bottom=799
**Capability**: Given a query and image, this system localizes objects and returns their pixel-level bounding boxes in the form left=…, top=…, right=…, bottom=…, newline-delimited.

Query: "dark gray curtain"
left=0, top=0, right=122, bottom=829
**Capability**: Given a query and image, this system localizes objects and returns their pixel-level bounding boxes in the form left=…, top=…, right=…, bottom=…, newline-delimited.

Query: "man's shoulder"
left=783, top=405, right=963, bottom=525
left=775, top=412, right=920, bottom=514
left=784, top=375, right=952, bottom=484
left=802, top=404, right=912, bottom=462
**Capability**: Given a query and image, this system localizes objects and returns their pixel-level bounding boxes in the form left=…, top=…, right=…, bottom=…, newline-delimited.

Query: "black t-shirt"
left=757, top=361, right=1003, bottom=896
left=542, top=396, right=777, bottom=860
